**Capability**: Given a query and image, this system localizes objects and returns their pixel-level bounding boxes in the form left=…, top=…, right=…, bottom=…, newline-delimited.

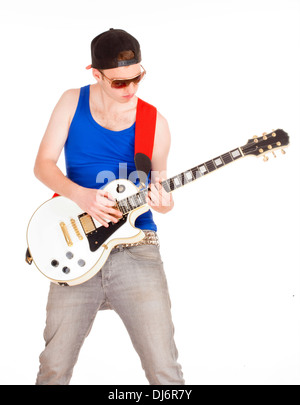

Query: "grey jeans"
left=36, top=243, right=184, bottom=385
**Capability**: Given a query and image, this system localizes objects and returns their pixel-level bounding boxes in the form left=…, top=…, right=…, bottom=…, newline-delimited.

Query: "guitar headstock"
left=241, top=129, right=289, bottom=161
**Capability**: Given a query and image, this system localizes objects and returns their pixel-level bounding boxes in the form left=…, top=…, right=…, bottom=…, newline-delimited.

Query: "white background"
left=0, top=0, right=299, bottom=385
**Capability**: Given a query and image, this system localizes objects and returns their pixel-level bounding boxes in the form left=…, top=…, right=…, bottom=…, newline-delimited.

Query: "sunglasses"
left=99, top=66, right=146, bottom=89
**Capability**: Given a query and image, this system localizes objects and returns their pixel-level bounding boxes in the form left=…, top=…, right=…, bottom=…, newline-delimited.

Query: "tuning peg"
left=263, top=155, right=269, bottom=162
left=281, top=149, right=286, bottom=155
left=272, top=151, right=277, bottom=158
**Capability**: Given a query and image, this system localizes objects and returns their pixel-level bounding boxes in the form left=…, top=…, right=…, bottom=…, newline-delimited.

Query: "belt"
left=113, top=230, right=159, bottom=249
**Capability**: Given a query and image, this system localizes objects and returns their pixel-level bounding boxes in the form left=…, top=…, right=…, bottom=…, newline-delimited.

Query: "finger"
left=160, top=195, right=172, bottom=207
left=148, top=188, right=160, bottom=206
left=97, top=191, right=116, bottom=207
left=93, top=213, right=109, bottom=228
left=110, top=208, right=123, bottom=217
left=99, top=190, right=115, bottom=201
left=98, top=196, right=116, bottom=207
left=146, top=196, right=154, bottom=207
left=155, top=182, right=171, bottom=205
left=153, top=179, right=164, bottom=195
left=91, top=206, right=118, bottom=225
left=156, top=179, right=168, bottom=196
left=99, top=211, right=120, bottom=223
left=100, top=205, right=123, bottom=217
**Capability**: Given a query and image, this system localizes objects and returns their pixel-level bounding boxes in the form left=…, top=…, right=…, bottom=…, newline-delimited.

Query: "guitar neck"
left=117, top=146, right=244, bottom=215
left=161, top=146, right=244, bottom=193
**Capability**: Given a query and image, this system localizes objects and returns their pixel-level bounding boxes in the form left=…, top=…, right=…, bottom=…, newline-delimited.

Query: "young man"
left=34, top=28, right=184, bottom=385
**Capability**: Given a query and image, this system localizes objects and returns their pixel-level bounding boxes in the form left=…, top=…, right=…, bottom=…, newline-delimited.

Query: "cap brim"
left=85, top=64, right=92, bottom=70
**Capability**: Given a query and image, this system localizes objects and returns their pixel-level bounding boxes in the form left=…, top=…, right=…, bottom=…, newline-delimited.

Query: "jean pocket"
left=124, top=245, right=163, bottom=263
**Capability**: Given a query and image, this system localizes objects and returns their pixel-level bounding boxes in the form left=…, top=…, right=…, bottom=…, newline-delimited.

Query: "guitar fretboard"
left=117, top=147, right=244, bottom=215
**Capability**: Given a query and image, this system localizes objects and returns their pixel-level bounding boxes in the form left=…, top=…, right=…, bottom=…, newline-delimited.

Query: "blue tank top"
left=64, top=85, right=157, bottom=232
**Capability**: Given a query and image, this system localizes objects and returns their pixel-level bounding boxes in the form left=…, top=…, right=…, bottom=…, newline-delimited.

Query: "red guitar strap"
left=135, top=97, right=157, bottom=161
left=52, top=97, right=157, bottom=198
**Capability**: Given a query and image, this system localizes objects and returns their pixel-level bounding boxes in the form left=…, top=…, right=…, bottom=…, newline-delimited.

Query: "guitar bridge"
left=70, top=218, right=83, bottom=240
left=60, top=222, right=73, bottom=246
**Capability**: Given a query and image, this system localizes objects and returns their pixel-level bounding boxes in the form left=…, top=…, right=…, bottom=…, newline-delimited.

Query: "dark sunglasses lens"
left=111, top=72, right=144, bottom=89
left=132, top=72, right=144, bottom=84
left=111, top=80, right=128, bottom=89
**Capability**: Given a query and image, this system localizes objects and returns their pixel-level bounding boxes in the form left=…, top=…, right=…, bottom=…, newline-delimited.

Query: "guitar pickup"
left=78, top=213, right=96, bottom=235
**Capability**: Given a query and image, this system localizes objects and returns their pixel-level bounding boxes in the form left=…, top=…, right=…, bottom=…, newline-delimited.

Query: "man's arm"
left=34, top=89, right=81, bottom=199
left=34, top=89, right=122, bottom=227
left=147, top=112, right=174, bottom=214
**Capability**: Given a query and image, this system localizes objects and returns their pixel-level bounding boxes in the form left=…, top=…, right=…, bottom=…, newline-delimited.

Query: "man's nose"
left=128, top=82, right=136, bottom=92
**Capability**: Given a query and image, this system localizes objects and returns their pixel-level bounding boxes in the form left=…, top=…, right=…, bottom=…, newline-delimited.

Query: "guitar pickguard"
left=81, top=215, right=127, bottom=252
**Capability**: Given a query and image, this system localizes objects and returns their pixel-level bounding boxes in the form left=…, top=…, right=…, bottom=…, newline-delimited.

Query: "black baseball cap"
left=86, top=28, right=141, bottom=70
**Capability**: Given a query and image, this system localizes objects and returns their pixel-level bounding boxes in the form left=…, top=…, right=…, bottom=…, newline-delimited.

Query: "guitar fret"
left=136, top=192, right=145, bottom=205
left=118, top=200, right=129, bottom=213
left=230, top=148, right=242, bottom=160
left=130, top=196, right=137, bottom=208
left=205, top=160, right=216, bottom=172
left=172, top=176, right=179, bottom=190
left=134, top=194, right=140, bottom=206
left=162, top=179, right=171, bottom=192
left=123, top=198, right=130, bottom=211
left=169, top=178, right=175, bottom=191
left=221, top=152, right=233, bottom=164
left=213, top=156, right=224, bottom=168
left=118, top=204, right=126, bottom=215
left=125, top=199, right=132, bottom=211
left=184, top=170, right=194, bottom=183
left=198, top=164, right=208, bottom=175
left=175, top=174, right=181, bottom=187
left=180, top=172, right=186, bottom=185
left=191, top=166, right=202, bottom=178
left=129, top=195, right=139, bottom=209
left=140, top=191, right=147, bottom=204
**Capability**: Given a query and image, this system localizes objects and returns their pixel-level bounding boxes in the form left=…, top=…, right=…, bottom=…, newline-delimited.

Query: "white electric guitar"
left=26, top=129, right=289, bottom=286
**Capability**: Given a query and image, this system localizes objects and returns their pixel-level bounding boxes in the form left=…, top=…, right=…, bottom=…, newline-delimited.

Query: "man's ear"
left=92, top=68, right=102, bottom=82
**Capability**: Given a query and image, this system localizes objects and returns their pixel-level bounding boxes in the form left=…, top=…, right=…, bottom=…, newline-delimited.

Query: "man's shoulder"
left=156, top=110, right=169, bottom=132
left=54, top=88, right=81, bottom=119
left=60, top=88, right=81, bottom=104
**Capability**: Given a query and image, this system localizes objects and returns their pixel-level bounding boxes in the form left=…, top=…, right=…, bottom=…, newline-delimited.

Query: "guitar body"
left=27, top=179, right=149, bottom=286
